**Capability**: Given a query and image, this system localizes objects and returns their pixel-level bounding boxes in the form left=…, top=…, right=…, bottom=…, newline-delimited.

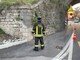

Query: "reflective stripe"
left=41, top=45, right=44, bottom=47
left=36, top=26, right=38, bottom=35
left=36, top=26, right=43, bottom=37
left=35, top=34, right=43, bottom=37
left=35, top=25, right=43, bottom=37
left=35, top=45, right=39, bottom=47
left=39, top=24, right=43, bottom=34
left=38, top=24, right=43, bottom=34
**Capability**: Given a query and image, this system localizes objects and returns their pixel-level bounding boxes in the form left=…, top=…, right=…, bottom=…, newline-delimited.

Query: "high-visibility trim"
left=35, top=25, right=45, bottom=37
left=38, top=24, right=43, bottom=34
left=35, top=45, right=39, bottom=47
left=35, top=34, right=43, bottom=37
left=36, top=26, right=38, bottom=35
left=35, top=26, right=43, bottom=37
left=41, top=45, right=44, bottom=47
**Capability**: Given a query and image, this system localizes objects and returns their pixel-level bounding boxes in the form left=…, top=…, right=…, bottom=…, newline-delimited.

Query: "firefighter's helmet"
left=37, top=16, right=41, bottom=22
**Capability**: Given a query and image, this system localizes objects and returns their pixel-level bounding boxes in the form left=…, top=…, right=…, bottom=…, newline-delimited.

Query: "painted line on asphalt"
left=78, top=41, right=80, bottom=47
left=52, top=32, right=73, bottom=60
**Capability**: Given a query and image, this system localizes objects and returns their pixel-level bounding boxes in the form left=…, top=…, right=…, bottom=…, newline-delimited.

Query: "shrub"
left=0, top=28, right=5, bottom=34
left=32, top=16, right=37, bottom=25
left=15, top=16, right=21, bottom=21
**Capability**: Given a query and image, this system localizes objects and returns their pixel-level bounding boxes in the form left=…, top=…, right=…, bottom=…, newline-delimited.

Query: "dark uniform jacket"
left=32, top=22, right=45, bottom=37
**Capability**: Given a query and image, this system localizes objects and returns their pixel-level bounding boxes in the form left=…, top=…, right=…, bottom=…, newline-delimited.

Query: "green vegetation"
left=1, top=0, right=17, bottom=3
left=0, top=2, right=12, bottom=14
left=0, top=0, right=38, bottom=14
left=21, top=0, right=38, bottom=4
left=50, top=0, right=59, bottom=4
left=32, top=11, right=38, bottom=25
left=0, top=0, right=38, bottom=5
left=63, top=4, right=69, bottom=12
left=15, top=16, right=21, bottom=21
left=0, top=28, right=5, bottom=34
left=32, top=16, right=37, bottom=25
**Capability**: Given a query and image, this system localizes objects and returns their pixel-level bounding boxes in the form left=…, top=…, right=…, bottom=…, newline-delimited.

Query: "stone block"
left=9, top=19, right=14, bottom=22
left=0, top=19, right=5, bottom=22
left=7, top=19, right=10, bottom=22
left=3, top=22, right=8, bottom=25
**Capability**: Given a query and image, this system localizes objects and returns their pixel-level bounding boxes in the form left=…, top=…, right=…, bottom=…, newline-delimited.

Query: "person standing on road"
left=32, top=16, right=46, bottom=51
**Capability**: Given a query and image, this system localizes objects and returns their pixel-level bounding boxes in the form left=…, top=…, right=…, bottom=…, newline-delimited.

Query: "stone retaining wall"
left=0, top=9, right=33, bottom=41
left=0, top=0, right=66, bottom=42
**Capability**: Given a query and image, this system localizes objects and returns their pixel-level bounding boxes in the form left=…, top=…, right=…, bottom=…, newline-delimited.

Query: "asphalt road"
left=0, top=27, right=73, bottom=60
left=0, top=10, right=76, bottom=60
left=72, top=23, right=80, bottom=60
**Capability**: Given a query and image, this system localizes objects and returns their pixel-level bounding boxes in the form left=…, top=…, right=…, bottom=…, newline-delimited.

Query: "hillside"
left=0, top=0, right=39, bottom=5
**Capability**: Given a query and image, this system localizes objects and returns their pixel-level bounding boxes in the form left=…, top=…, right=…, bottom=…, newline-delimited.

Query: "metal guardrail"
left=52, top=32, right=73, bottom=60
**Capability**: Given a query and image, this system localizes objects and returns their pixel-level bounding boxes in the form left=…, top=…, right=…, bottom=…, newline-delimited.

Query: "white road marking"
left=78, top=41, right=80, bottom=47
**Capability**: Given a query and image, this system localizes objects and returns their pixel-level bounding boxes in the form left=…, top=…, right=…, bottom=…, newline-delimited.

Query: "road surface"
left=0, top=18, right=80, bottom=60
left=0, top=26, right=73, bottom=60
left=72, top=23, right=80, bottom=60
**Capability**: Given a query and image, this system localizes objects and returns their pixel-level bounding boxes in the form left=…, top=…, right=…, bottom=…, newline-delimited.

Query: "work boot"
left=41, top=46, right=44, bottom=50
left=33, top=47, right=39, bottom=51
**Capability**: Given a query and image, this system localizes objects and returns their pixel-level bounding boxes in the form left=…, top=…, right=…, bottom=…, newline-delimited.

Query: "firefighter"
left=32, top=16, right=46, bottom=51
